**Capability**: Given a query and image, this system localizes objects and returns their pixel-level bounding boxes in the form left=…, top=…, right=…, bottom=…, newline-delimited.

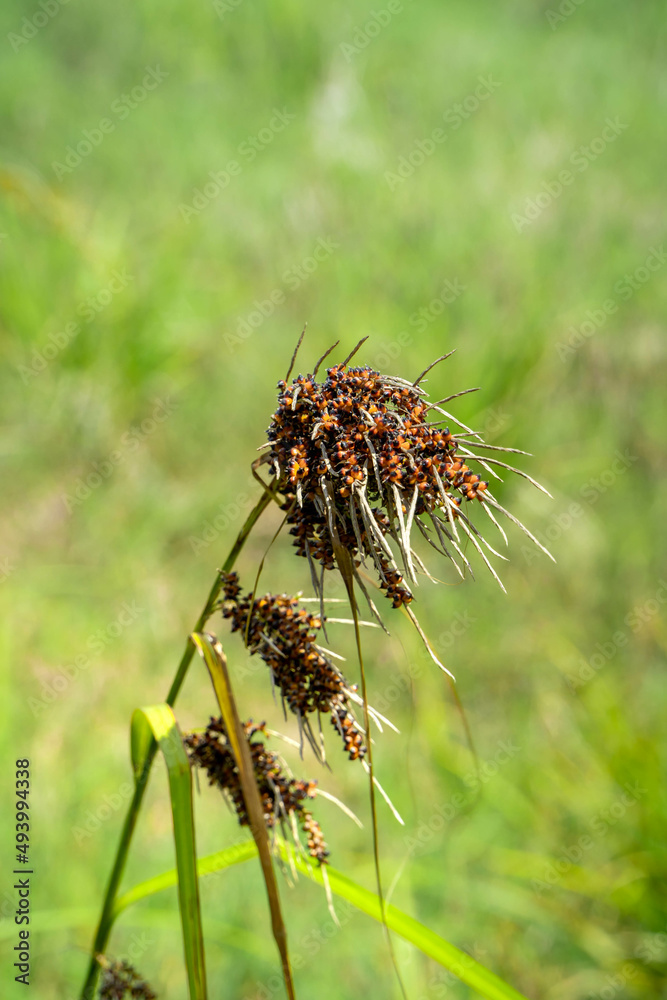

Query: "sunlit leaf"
left=130, top=704, right=207, bottom=1000
left=116, top=838, right=530, bottom=1000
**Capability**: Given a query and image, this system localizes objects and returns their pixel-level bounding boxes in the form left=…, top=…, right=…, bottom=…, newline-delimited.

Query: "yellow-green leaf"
left=130, top=705, right=207, bottom=1000
left=116, top=838, right=531, bottom=1000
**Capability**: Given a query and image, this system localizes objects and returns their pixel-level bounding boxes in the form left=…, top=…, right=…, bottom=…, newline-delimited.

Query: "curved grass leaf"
left=130, top=704, right=207, bottom=1000
left=113, top=841, right=258, bottom=918
left=9, top=906, right=269, bottom=961
left=115, top=839, right=530, bottom=1000
left=283, top=847, right=531, bottom=1000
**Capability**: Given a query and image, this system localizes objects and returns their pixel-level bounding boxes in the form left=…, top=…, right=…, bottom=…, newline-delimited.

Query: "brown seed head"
left=184, top=717, right=330, bottom=863
left=261, top=356, right=552, bottom=610
left=265, top=363, right=491, bottom=604
left=217, top=573, right=367, bottom=761
left=98, top=960, right=157, bottom=1000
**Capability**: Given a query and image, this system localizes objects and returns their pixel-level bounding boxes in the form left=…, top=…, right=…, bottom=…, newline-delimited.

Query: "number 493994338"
left=15, top=759, right=30, bottom=863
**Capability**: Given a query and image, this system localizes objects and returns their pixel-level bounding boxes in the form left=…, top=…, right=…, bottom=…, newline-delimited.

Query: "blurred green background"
left=1, top=1, right=666, bottom=998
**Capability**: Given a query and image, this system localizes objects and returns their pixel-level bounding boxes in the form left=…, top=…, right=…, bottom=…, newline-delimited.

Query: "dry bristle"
left=341, top=335, right=370, bottom=367
left=312, top=340, right=340, bottom=378
left=285, top=324, right=307, bottom=383
left=413, top=351, right=456, bottom=386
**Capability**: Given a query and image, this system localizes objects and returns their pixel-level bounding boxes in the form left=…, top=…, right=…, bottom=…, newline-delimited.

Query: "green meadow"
left=1, top=0, right=666, bottom=997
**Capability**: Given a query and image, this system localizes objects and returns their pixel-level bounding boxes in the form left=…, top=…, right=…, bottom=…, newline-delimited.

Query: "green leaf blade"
left=117, top=837, right=531, bottom=1000
left=130, top=705, right=207, bottom=1000
left=292, top=855, right=531, bottom=1000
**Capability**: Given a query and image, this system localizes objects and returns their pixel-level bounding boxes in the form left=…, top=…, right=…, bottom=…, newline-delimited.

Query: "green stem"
left=79, top=492, right=271, bottom=1000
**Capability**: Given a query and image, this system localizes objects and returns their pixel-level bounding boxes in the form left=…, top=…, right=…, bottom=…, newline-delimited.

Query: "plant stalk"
left=79, top=492, right=270, bottom=1000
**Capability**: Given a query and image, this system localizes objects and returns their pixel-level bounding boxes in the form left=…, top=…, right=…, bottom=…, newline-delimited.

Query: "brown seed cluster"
left=265, top=363, right=489, bottom=606
left=184, top=718, right=329, bottom=864
left=98, top=960, right=156, bottom=1000
left=217, top=572, right=367, bottom=761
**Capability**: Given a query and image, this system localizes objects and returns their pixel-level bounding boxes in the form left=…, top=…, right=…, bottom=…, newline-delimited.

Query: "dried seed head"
left=184, top=717, right=329, bottom=863
left=216, top=572, right=367, bottom=761
left=98, top=960, right=157, bottom=1000
left=262, top=358, right=551, bottom=608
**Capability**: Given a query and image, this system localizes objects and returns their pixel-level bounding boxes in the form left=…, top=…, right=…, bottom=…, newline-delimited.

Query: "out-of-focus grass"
left=1, top=1, right=666, bottom=997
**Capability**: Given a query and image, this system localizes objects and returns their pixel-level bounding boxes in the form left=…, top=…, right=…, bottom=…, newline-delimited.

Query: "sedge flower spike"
left=98, top=960, right=156, bottom=1000
left=185, top=718, right=329, bottom=863
left=216, top=572, right=368, bottom=762
left=260, top=357, right=553, bottom=625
